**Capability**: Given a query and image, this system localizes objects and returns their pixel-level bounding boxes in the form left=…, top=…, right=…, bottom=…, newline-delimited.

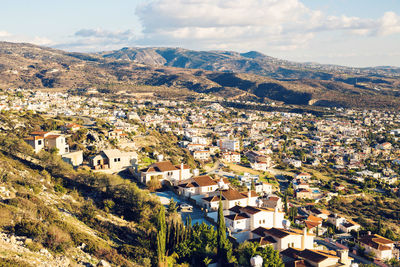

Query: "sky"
left=0, top=0, right=400, bottom=67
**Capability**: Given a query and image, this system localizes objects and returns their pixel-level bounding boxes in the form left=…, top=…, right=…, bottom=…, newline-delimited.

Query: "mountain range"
left=1, top=41, right=400, bottom=108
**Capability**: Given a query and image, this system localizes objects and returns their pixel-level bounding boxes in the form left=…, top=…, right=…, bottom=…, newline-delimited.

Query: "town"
left=1, top=87, right=400, bottom=267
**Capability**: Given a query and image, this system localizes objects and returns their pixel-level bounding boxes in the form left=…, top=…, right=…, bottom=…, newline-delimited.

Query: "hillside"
left=1, top=42, right=400, bottom=108
left=99, top=47, right=400, bottom=80
left=0, top=112, right=161, bottom=266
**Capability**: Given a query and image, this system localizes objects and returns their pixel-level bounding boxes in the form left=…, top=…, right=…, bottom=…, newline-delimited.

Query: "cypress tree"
left=217, top=200, right=227, bottom=264
left=156, top=206, right=166, bottom=266
left=284, top=192, right=288, bottom=214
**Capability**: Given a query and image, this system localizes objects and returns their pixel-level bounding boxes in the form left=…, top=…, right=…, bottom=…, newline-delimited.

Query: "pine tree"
left=156, top=206, right=166, bottom=266
left=251, top=179, right=256, bottom=191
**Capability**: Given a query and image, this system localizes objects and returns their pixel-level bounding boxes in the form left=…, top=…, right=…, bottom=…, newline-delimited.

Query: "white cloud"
left=0, top=31, right=11, bottom=38
left=134, top=0, right=400, bottom=51
left=379, top=11, right=400, bottom=36
left=53, top=28, right=136, bottom=52
left=0, top=30, right=53, bottom=46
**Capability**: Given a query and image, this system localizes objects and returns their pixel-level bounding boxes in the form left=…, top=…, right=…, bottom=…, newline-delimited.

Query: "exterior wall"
left=327, top=216, right=346, bottom=227
left=226, top=218, right=248, bottom=233
left=46, top=136, right=69, bottom=155
left=181, top=187, right=196, bottom=197
left=181, top=168, right=192, bottom=180
left=338, top=224, right=360, bottom=233
left=244, top=196, right=258, bottom=207
left=108, top=155, right=135, bottom=171
left=141, top=172, right=163, bottom=184
left=26, top=138, right=45, bottom=153
left=91, top=155, right=107, bottom=168
left=263, top=184, right=273, bottom=194
left=252, top=211, right=274, bottom=229
left=141, top=168, right=191, bottom=185
left=218, top=140, right=240, bottom=151
left=364, top=246, right=393, bottom=260
left=62, top=151, right=83, bottom=167
left=225, top=199, right=247, bottom=209
left=273, top=212, right=285, bottom=228
left=198, top=185, right=218, bottom=195
left=193, top=151, right=210, bottom=160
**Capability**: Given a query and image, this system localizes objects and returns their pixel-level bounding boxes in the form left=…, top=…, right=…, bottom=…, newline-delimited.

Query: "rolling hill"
left=1, top=41, right=400, bottom=108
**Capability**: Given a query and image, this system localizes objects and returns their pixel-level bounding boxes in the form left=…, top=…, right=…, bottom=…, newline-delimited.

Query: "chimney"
left=367, top=231, right=371, bottom=236
left=337, top=249, right=349, bottom=265
left=248, top=190, right=251, bottom=205
left=301, top=227, right=307, bottom=250
left=180, top=163, right=184, bottom=182
left=273, top=206, right=279, bottom=227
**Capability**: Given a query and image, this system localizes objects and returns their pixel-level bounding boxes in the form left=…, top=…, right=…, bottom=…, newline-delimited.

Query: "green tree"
left=236, top=241, right=283, bottom=267
left=167, top=198, right=178, bottom=214
left=283, top=193, right=288, bottom=215
left=156, top=206, right=166, bottom=266
left=217, top=200, right=228, bottom=265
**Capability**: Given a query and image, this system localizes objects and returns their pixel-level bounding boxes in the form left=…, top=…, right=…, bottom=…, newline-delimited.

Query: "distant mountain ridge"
left=1, top=41, right=400, bottom=109
left=98, top=47, right=400, bottom=79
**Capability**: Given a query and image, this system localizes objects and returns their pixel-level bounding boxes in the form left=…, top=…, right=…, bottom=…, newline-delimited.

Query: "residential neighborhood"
left=1, top=87, right=400, bottom=266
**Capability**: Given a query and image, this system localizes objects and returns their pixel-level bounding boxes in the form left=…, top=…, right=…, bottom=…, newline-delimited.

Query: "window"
left=38, top=140, right=42, bottom=145
left=114, top=158, right=121, bottom=162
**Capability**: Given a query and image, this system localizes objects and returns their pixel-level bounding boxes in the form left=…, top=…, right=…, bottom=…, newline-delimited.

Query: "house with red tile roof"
left=177, top=175, right=219, bottom=197
left=281, top=247, right=353, bottom=267
left=357, top=234, right=396, bottom=260
left=139, top=161, right=192, bottom=185
left=24, top=131, right=69, bottom=155
left=225, top=205, right=284, bottom=233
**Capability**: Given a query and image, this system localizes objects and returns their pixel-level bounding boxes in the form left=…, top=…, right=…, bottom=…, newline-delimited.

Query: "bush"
left=0, top=207, right=13, bottom=229
left=25, top=239, right=43, bottom=252
left=54, top=184, right=66, bottom=194
left=14, top=219, right=47, bottom=240
left=44, top=224, right=72, bottom=253
left=0, top=258, right=32, bottom=267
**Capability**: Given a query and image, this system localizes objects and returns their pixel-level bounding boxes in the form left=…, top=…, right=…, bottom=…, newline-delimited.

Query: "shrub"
left=0, top=207, right=13, bottom=229
left=0, top=258, right=32, bottom=267
left=44, top=224, right=72, bottom=253
left=25, top=239, right=43, bottom=252
left=14, top=219, right=47, bottom=240
left=54, top=184, right=66, bottom=194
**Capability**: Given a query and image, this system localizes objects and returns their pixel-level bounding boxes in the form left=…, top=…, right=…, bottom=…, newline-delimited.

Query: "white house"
left=357, top=234, right=396, bottom=260
left=202, top=189, right=258, bottom=210
left=90, top=149, right=137, bottom=172
left=139, top=161, right=192, bottom=185
left=62, top=150, right=83, bottom=167
left=193, top=150, right=211, bottom=161
left=177, top=175, right=219, bottom=197
left=24, top=131, right=69, bottom=155
left=222, top=152, right=241, bottom=163
left=225, top=205, right=284, bottom=233
left=281, top=247, right=353, bottom=267
left=234, top=227, right=315, bottom=252
left=217, top=139, right=240, bottom=151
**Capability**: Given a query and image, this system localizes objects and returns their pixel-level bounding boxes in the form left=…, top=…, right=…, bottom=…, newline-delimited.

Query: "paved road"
left=315, top=238, right=377, bottom=265
left=155, top=190, right=211, bottom=226
left=73, top=115, right=96, bottom=127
